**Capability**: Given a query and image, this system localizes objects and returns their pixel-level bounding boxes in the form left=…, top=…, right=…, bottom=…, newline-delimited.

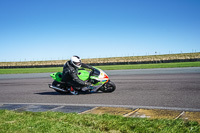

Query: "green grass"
left=0, top=67, right=63, bottom=74
left=0, top=110, right=199, bottom=133
left=97, top=61, right=200, bottom=70
left=0, top=62, right=200, bottom=74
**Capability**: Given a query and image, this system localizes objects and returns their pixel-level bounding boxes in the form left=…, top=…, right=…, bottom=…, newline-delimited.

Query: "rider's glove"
left=91, top=68, right=95, bottom=73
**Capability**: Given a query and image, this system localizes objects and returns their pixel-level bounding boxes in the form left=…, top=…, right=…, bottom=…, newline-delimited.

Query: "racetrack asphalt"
left=0, top=67, right=200, bottom=122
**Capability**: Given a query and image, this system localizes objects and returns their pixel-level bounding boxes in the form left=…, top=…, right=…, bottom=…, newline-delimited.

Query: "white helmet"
left=70, top=56, right=82, bottom=68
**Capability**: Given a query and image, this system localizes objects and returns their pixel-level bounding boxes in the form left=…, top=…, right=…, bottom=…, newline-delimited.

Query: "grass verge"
left=0, top=61, right=200, bottom=74
left=98, top=61, right=200, bottom=70
left=0, top=67, right=63, bottom=74
left=0, top=110, right=199, bottom=133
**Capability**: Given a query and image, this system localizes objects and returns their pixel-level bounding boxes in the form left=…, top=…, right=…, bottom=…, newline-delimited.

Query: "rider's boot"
left=70, top=86, right=78, bottom=95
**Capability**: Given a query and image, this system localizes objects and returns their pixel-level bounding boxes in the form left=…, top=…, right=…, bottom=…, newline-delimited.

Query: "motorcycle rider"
left=61, top=55, right=94, bottom=95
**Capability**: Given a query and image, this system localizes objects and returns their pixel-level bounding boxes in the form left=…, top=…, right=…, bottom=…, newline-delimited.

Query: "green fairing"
left=78, top=69, right=105, bottom=86
left=90, top=76, right=105, bottom=86
left=77, top=70, right=90, bottom=81
left=50, top=72, right=62, bottom=82
left=50, top=70, right=90, bottom=82
left=50, top=68, right=106, bottom=86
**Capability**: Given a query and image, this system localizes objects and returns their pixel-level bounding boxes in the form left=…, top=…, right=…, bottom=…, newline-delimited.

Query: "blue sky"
left=0, top=0, right=199, bottom=62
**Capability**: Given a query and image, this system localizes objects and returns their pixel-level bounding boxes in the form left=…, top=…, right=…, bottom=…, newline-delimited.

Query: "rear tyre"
left=100, top=81, right=116, bottom=93
left=52, top=80, right=67, bottom=94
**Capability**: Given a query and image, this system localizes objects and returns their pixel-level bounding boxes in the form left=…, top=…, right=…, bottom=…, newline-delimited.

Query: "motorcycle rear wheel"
left=100, top=81, right=116, bottom=93
left=52, top=80, right=68, bottom=94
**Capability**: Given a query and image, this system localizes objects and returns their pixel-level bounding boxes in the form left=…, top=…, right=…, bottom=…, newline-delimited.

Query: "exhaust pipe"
left=48, top=84, right=67, bottom=92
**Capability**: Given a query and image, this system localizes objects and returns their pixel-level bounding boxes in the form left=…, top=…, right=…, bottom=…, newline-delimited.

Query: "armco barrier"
left=0, top=58, right=200, bottom=69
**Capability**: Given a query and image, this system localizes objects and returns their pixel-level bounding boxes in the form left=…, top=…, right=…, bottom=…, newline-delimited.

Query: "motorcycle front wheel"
left=100, top=81, right=116, bottom=93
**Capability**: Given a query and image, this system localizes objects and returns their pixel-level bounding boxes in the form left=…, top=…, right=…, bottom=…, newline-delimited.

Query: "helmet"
left=70, top=56, right=82, bottom=68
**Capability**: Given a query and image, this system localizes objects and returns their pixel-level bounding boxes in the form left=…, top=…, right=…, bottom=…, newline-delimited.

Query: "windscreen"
left=92, top=69, right=100, bottom=76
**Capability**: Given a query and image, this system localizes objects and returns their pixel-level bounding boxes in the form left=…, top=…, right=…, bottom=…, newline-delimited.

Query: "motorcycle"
left=48, top=67, right=116, bottom=94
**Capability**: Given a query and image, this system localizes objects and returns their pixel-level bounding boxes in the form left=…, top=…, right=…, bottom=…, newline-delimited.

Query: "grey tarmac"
left=0, top=67, right=200, bottom=116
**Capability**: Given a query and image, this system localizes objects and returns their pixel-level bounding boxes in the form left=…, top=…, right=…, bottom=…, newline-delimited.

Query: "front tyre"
left=100, top=81, right=116, bottom=93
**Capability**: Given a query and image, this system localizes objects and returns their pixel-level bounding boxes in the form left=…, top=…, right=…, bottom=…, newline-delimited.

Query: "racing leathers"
left=61, top=61, right=93, bottom=90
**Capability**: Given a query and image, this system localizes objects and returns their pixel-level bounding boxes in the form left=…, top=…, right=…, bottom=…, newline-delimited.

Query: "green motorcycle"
left=48, top=67, right=116, bottom=94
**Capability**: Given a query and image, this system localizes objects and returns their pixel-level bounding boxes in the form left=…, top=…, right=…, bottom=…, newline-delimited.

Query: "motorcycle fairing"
left=90, top=67, right=109, bottom=86
left=50, top=67, right=109, bottom=86
left=50, top=72, right=62, bottom=82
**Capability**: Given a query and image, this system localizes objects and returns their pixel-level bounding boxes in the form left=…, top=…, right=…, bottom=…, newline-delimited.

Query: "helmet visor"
left=73, top=61, right=81, bottom=67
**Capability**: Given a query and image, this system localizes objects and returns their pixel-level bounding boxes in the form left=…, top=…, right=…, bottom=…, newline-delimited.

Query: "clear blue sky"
left=0, top=0, right=199, bottom=62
